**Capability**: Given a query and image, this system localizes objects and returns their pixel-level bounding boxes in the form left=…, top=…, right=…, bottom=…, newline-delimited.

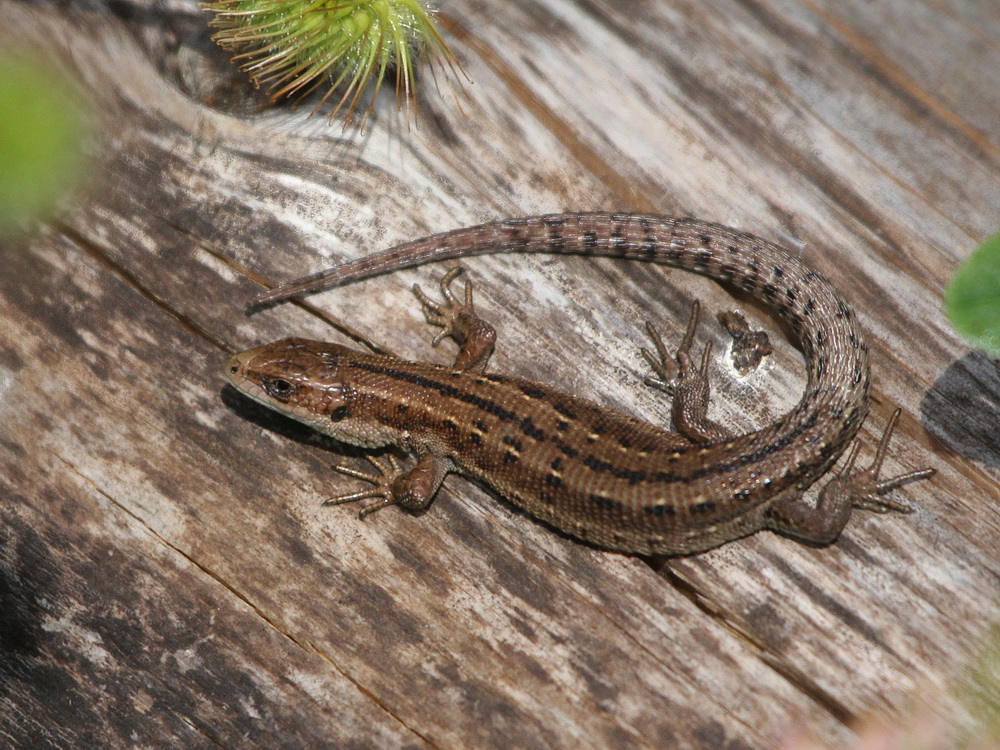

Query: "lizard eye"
left=261, top=376, right=296, bottom=403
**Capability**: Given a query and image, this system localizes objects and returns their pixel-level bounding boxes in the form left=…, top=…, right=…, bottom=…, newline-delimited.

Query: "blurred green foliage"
left=0, top=50, right=90, bottom=233
left=945, top=231, right=1000, bottom=359
left=959, top=622, right=1000, bottom=745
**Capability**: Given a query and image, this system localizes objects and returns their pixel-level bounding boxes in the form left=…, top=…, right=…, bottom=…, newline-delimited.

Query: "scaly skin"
left=227, top=213, right=934, bottom=554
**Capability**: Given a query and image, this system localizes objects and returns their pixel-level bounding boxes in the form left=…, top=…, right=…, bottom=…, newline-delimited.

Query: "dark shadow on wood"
left=921, top=352, right=1000, bottom=468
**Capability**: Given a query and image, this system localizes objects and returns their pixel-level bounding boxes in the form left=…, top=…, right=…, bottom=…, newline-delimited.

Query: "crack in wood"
left=45, top=446, right=308, bottom=652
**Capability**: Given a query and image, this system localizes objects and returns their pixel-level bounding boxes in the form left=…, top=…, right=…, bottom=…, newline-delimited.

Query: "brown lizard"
left=226, top=213, right=934, bottom=555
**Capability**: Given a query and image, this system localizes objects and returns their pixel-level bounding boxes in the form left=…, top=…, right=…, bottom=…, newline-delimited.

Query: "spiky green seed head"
left=203, top=0, right=463, bottom=127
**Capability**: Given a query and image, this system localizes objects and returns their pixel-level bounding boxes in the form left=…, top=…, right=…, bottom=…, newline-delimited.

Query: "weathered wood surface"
left=2, top=0, right=998, bottom=747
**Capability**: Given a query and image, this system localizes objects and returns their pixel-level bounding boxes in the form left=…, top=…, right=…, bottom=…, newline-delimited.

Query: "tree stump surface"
left=2, top=1, right=998, bottom=748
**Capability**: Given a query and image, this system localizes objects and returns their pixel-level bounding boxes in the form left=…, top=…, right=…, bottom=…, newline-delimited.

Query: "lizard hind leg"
left=640, top=300, right=731, bottom=443
left=764, top=409, right=936, bottom=544
left=820, top=407, right=936, bottom=511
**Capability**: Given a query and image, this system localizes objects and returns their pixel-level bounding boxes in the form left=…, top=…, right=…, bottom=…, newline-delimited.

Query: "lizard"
left=225, top=212, right=934, bottom=555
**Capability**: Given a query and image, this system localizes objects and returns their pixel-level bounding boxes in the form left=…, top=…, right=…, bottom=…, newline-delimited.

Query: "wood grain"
left=1, top=0, right=998, bottom=747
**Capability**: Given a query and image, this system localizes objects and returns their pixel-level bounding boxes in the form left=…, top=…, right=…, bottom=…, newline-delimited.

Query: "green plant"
left=945, top=231, right=1000, bottom=358
left=0, top=51, right=90, bottom=233
left=203, top=0, right=463, bottom=127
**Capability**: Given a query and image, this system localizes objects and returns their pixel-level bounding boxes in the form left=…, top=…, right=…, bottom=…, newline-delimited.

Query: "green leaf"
left=945, top=231, right=1000, bottom=358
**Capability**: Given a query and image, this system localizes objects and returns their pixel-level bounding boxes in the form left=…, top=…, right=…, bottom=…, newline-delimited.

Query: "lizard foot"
left=412, top=266, right=473, bottom=347
left=325, top=452, right=451, bottom=516
left=640, top=300, right=729, bottom=443
left=324, top=454, right=403, bottom=518
left=411, top=266, right=496, bottom=372
left=821, top=408, right=936, bottom=514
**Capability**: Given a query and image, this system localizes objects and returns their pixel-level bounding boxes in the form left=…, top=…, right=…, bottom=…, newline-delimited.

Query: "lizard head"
left=225, top=337, right=397, bottom=448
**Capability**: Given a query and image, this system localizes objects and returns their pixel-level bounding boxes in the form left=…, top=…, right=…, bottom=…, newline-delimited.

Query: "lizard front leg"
left=325, top=452, right=452, bottom=517
left=323, top=266, right=493, bottom=517
left=411, top=266, right=497, bottom=372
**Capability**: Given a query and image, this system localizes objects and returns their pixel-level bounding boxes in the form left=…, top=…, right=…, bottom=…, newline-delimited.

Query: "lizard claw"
left=411, top=266, right=496, bottom=372
left=325, top=454, right=404, bottom=518
left=640, top=301, right=729, bottom=443
left=822, top=409, right=936, bottom=514
left=412, top=266, right=473, bottom=348
left=640, top=300, right=710, bottom=395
